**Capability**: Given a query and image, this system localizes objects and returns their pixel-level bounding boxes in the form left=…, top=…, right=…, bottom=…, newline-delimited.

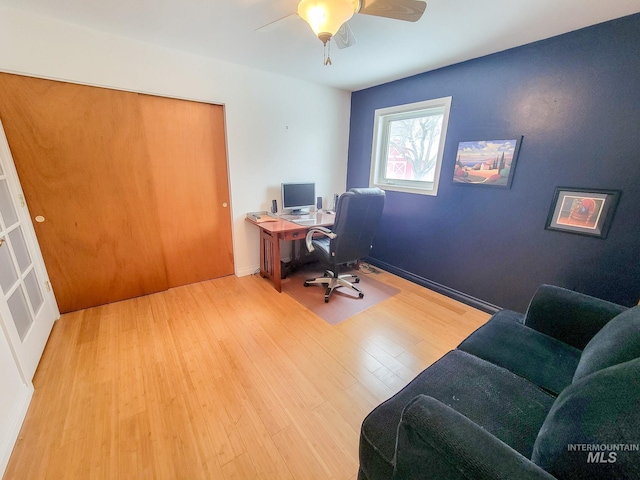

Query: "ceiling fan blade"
left=255, top=12, right=298, bottom=33
left=334, top=22, right=357, bottom=49
left=358, top=0, right=426, bottom=22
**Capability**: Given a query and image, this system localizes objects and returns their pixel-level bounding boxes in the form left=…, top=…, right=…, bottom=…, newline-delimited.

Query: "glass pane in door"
left=0, top=118, right=58, bottom=380
left=8, top=226, right=32, bottom=274
left=0, top=179, right=18, bottom=227
left=24, top=269, right=44, bottom=316
left=0, top=239, right=18, bottom=292
left=8, top=286, right=33, bottom=341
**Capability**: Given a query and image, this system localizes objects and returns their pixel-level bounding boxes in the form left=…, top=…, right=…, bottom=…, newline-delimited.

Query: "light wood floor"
left=4, top=269, right=490, bottom=480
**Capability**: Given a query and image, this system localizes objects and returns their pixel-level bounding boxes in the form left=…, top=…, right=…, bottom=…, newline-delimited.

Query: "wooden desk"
left=246, top=212, right=334, bottom=292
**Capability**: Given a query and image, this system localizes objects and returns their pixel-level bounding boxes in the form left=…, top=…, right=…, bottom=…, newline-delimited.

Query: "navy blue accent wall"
left=348, top=14, right=640, bottom=312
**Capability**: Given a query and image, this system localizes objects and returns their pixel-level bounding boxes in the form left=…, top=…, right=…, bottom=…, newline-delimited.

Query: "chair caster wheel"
left=304, top=282, right=309, bottom=287
left=354, top=278, right=360, bottom=283
left=359, top=293, right=364, bottom=299
left=324, top=297, right=329, bottom=303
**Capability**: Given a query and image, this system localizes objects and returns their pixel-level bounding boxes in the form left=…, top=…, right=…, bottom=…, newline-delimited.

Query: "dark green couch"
left=358, top=285, right=640, bottom=480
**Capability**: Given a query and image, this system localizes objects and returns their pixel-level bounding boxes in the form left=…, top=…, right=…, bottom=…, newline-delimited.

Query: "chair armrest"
left=393, top=395, right=555, bottom=480
left=305, top=227, right=336, bottom=252
left=524, top=285, right=627, bottom=350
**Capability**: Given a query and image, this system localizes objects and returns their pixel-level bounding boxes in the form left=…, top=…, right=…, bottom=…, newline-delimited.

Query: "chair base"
left=304, top=270, right=364, bottom=303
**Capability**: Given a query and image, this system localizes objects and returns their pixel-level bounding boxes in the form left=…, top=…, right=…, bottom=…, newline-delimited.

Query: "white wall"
left=0, top=6, right=351, bottom=277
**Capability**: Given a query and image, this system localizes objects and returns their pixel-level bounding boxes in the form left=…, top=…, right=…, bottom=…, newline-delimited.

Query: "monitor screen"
left=281, top=182, right=315, bottom=214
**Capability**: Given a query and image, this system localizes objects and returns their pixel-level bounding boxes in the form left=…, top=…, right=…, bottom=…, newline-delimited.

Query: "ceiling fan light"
left=297, top=0, right=355, bottom=41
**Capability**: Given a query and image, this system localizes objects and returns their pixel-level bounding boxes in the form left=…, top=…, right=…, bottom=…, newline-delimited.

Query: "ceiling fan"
left=259, top=0, right=427, bottom=64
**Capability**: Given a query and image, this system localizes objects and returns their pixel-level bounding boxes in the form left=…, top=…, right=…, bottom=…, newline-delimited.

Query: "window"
left=369, top=96, right=452, bottom=196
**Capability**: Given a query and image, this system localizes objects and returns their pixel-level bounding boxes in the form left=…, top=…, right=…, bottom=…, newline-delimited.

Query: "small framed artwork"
left=545, top=187, right=621, bottom=239
left=453, top=136, right=523, bottom=188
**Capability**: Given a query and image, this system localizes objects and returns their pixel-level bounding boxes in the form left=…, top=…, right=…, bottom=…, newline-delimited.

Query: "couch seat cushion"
left=573, top=305, right=640, bottom=382
left=458, top=310, right=582, bottom=395
left=359, top=349, right=556, bottom=480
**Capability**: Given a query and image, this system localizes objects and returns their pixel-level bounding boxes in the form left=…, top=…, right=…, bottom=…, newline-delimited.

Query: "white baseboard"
left=0, top=384, right=33, bottom=478
left=236, top=265, right=259, bottom=277
left=237, top=259, right=292, bottom=278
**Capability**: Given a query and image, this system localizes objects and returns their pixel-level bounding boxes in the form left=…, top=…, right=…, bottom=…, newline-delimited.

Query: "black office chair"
left=303, top=187, right=385, bottom=303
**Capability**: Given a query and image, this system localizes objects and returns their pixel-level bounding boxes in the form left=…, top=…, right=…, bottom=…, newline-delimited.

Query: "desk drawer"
left=282, top=229, right=306, bottom=241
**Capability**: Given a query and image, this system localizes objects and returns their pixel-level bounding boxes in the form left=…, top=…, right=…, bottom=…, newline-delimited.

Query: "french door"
left=0, top=119, right=59, bottom=381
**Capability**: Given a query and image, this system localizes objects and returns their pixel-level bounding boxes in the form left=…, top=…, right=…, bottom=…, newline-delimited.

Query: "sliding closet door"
left=140, top=96, right=234, bottom=287
left=0, top=73, right=234, bottom=313
left=0, top=74, right=168, bottom=312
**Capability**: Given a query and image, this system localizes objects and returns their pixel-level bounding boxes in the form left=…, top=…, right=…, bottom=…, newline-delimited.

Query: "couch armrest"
left=524, top=285, right=627, bottom=350
left=393, top=395, right=555, bottom=480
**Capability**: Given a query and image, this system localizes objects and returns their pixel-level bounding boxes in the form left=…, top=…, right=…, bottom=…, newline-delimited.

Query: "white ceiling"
left=2, top=0, right=640, bottom=91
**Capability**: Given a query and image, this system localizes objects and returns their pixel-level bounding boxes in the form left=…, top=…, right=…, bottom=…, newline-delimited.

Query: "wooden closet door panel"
left=0, top=73, right=168, bottom=313
left=139, top=95, right=234, bottom=287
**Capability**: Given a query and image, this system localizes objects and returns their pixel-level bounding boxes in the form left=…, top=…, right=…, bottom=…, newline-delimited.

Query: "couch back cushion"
left=524, top=285, right=627, bottom=350
left=532, top=357, right=640, bottom=479
left=573, top=305, right=640, bottom=382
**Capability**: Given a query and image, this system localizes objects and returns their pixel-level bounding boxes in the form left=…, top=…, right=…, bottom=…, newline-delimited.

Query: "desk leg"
left=259, top=229, right=282, bottom=292
left=272, top=239, right=282, bottom=292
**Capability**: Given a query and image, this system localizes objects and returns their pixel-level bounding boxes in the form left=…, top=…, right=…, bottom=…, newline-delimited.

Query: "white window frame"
left=369, top=96, right=452, bottom=196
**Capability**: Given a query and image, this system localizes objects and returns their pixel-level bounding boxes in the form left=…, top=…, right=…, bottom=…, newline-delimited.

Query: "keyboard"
left=281, top=214, right=313, bottom=221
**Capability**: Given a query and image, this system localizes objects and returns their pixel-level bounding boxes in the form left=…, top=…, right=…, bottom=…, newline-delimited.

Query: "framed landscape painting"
left=545, top=187, right=621, bottom=239
left=453, top=137, right=522, bottom=188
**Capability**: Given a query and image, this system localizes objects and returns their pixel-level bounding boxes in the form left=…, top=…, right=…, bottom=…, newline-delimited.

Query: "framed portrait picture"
left=545, top=187, right=621, bottom=239
left=452, top=136, right=522, bottom=188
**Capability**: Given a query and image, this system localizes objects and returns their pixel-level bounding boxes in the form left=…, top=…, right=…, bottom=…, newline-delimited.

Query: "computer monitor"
left=281, top=182, right=315, bottom=215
